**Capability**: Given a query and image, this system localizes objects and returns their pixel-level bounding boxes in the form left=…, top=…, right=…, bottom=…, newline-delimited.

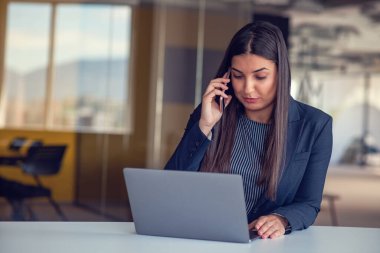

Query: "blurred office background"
left=0, top=0, right=379, bottom=227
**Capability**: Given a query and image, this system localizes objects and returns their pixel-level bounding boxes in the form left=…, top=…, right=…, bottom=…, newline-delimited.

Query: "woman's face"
left=231, top=53, right=277, bottom=123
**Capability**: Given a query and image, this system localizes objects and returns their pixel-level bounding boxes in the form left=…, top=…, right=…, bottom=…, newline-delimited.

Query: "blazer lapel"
left=282, top=97, right=303, bottom=177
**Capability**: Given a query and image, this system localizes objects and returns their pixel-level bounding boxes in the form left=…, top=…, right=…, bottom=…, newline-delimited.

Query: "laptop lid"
left=123, top=168, right=250, bottom=243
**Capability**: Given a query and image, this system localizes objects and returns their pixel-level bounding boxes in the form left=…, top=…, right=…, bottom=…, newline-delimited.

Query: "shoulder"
left=191, top=103, right=202, bottom=118
left=292, top=99, right=332, bottom=126
left=184, top=103, right=202, bottom=132
left=187, top=103, right=202, bottom=123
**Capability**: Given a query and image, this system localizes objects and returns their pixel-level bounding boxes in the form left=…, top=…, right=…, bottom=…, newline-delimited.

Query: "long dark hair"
left=200, top=21, right=291, bottom=201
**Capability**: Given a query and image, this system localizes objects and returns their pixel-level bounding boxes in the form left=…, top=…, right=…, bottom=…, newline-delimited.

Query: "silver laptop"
left=123, top=168, right=258, bottom=243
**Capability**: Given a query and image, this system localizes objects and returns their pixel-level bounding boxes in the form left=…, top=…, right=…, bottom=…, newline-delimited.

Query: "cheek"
left=231, top=81, right=242, bottom=93
left=263, top=79, right=277, bottom=97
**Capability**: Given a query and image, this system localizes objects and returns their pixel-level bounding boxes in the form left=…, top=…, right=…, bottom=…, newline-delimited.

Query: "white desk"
left=0, top=222, right=379, bottom=253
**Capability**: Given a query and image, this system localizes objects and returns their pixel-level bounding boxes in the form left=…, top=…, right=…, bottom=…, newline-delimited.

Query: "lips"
left=243, top=97, right=260, bottom=103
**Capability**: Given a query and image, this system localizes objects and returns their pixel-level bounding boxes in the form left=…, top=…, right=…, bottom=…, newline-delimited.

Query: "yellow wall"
left=0, top=130, right=76, bottom=202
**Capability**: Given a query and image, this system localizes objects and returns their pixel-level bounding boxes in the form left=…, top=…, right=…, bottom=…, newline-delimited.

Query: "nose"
left=244, top=77, right=256, bottom=94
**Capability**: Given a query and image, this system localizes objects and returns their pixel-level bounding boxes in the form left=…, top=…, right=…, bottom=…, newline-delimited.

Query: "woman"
left=164, top=21, right=333, bottom=240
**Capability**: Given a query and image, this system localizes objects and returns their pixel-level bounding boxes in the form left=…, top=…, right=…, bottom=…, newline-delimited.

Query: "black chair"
left=2, top=145, right=68, bottom=221
left=8, top=137, right=27, bottom=151
left=0, top=138, right=43, bottom=166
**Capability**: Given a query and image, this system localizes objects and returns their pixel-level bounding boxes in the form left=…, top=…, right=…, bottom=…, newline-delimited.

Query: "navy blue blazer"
left=164, top=98, right=333, bottom=233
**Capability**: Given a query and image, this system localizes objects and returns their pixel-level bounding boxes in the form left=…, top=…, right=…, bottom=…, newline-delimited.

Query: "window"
left=3, top=3, right=51, bottom=128
left=1, top=2, right=132, bottom=133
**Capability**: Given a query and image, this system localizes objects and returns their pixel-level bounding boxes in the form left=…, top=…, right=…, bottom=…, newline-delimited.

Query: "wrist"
left=199, top=119, right=213, bottom=136
left=271, top=213, right=288, bottom=228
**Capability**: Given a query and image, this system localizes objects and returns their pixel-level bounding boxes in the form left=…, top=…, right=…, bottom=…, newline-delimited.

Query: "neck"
left=245, top=103, right=274, bottom=124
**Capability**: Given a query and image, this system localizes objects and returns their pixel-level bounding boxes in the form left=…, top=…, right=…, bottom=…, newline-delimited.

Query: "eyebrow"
left=231, top=67, right=269, bottom=73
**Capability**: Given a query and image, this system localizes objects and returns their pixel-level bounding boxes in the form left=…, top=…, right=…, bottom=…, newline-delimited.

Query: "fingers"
left=269, top=230, right=283, bottom=239
left=204, top=78, right=230, bottom=95
left=223, top=69, right=231, bottom=79
left=254, top=216, right=268, bottom=231
left=205, top=71, right=231, bottom=93
left=199, top=71, right=231, bottom=131
left=224, top=95, right=233, bottom=108
left=203, top=88, right=228, bottom=103
left=203, top=71, right=231, bottom=107
left=248, top=219, right=257, bottom=230
left=260, top=222, right=281, bottom=239
left=252, top=215, right=286, bottom=240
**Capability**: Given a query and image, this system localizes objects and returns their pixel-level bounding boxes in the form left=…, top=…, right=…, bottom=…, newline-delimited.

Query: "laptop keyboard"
left=249, top=229, right=260, bottom=240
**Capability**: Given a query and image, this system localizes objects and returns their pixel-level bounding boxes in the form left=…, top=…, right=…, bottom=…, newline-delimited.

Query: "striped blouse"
left=229, top=113, right=271, bottom=215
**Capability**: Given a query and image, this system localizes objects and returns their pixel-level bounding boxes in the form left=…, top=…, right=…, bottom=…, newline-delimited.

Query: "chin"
left=240, top=100, right=263, bottom=110
left=244, top=104, right=265, bottom=112
left=242, top=100, right=272, bottom=113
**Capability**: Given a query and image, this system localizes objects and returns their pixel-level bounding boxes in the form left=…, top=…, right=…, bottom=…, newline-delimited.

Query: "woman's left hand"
left=248, top=214, right=288, bottom=239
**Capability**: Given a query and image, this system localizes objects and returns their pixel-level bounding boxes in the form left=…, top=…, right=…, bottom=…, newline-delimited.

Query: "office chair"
left=4, top=145, right=68, bottom=221
left=1, top=138, right=43, bottom=166
left=8, top=137, right=27, bottom=151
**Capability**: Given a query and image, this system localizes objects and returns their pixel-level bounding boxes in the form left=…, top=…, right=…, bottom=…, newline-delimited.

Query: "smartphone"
left=216, top=69, right=231, bottom=113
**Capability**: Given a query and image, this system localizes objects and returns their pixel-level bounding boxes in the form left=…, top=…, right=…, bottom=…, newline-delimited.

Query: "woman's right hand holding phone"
left=199, top=71, right=232, bottom=136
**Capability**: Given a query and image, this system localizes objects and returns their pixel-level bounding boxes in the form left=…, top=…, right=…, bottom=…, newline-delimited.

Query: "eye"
left=232, top=74, right=243, bottom=79
left=256, top=76, right=267, bottom=80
